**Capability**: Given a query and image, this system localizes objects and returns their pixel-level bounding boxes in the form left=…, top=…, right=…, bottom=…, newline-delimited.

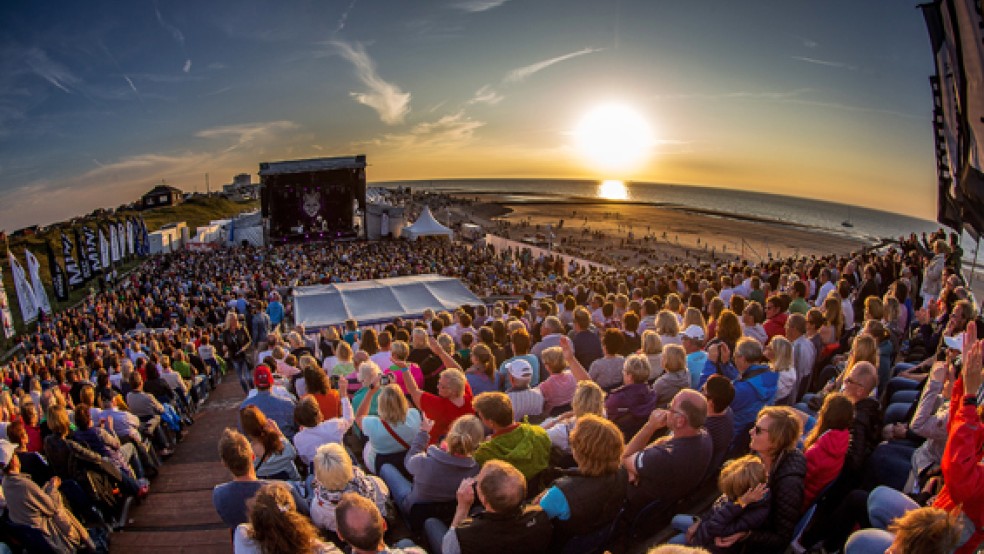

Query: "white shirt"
left=293, top=398, right=354, bottom=465
left=816, top=281, right=836, bottom=307
left=841, top=298, right=855, bottom=330
left=370, top=350, right=392, bottom=371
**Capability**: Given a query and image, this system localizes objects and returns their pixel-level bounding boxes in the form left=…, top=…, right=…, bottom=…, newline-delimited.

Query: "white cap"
left=506, top=359, right=533, bottom=380
left=0, top=440, right=17, bottom=469
left=681, top=324, right=706, bottom=341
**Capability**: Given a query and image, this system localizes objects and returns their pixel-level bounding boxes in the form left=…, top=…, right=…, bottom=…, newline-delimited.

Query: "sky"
left=0, top=0, right=939, bottom=231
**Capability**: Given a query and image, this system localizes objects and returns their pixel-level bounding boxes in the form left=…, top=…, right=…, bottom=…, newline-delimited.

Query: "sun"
left=573, top=103, right=655, bottom=173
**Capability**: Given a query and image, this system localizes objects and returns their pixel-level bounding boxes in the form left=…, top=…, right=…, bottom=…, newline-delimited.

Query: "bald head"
left=672, top=389, right=708, bottom=430
left=336, top=493, right=385, bottom=551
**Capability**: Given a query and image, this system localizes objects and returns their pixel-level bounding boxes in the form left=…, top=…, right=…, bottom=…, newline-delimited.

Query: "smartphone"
left=380, top=374, right=393, bottom=386
left=330, top=375, right=340, bottom=388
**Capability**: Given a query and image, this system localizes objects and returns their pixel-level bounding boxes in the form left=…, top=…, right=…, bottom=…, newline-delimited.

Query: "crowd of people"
left=0, top=221, right=980, bottom=554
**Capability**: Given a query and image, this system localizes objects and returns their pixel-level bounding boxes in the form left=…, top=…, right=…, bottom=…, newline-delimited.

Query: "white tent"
left=404, top=206, right=452, bottom=241
left=292, top=275, right=482, bottom=329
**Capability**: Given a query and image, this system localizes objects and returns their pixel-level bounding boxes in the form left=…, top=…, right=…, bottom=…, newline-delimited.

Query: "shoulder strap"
left=380, top=420, right=410, bottom=450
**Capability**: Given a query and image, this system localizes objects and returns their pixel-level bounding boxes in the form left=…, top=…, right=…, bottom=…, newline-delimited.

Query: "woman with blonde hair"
left=379, top=414, right=484, bottom=516
left=821, top=294, right=845, bottom=345
left=765, top=336, right=796, bottom=405
left=538, top=414, right=627, bottom=551
left=641, top=330, right=664, bottom=382
left=309, top=442, right=389, bottom=534
left=682, top=308, right=707, bottom=338
left=653, top=345, right=690, bottom=408
left=656, top=310, right=682, bottom=346
left=325, top=341, right=355, bottom=378
left=543, top=380, right=606, bottom=455
left=355, top=383, right=421, bottom=475
left=234, top=481, right=336, bottom=554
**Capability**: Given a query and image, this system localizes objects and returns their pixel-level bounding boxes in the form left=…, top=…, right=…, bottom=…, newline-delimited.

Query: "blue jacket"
left=697, top=358, right=739, bottom=389
left=731, top=364, right=778, bottom=443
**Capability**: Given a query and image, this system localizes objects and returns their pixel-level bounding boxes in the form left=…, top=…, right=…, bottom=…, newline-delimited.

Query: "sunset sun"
left=574, top=103, right=655, bottom=173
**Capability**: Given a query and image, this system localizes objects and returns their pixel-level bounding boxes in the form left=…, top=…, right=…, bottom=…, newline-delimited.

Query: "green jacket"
left=475, top=423, right=551, bottom=481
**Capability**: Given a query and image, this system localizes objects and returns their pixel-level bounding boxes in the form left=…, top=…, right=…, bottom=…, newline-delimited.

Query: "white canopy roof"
left=404, top=206, right=452, bottom=240
left=292, top=275, right=482, bottom=329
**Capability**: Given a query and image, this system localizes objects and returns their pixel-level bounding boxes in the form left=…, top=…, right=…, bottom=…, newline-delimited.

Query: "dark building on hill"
left=141, top=184, right=184, bottom=210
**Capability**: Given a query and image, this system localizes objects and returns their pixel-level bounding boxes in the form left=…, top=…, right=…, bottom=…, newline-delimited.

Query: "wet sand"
left=448, top=193, right=871, bottom=267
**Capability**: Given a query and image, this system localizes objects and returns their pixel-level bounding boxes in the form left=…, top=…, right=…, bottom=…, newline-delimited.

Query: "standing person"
left=223, top=312, right=254, bottom=394
left=266, top=292, right=285, bottom=334
left=251, top=301, right=271, bottom=365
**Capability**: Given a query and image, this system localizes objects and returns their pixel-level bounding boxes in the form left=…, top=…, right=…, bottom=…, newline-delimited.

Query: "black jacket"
left=743, top=449, right=806, bottom=554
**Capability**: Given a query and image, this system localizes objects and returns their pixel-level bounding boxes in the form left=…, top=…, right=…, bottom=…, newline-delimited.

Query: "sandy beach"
left=446, top=193, right=871, bottom=268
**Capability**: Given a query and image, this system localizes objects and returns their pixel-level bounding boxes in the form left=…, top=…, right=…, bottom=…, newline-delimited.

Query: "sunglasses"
left=751, top=424, right=769, bottom=436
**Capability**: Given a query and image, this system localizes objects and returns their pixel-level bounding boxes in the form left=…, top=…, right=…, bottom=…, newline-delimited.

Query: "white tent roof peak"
left=405, top=205, right=452, bottom=240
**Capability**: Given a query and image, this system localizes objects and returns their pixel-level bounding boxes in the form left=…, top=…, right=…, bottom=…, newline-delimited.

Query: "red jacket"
left=763, top=313, right=788, bottom=341
left=933, top=376, right=984, bottom=554
left=802, top=428, right=850, bottom=509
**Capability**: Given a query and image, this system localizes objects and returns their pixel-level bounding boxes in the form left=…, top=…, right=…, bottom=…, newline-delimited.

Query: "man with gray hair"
left=709, top=337, right=778, bottom=456
left=531, top=316, right=566, bottom=373
left=785, top=313, right=816, bottom=400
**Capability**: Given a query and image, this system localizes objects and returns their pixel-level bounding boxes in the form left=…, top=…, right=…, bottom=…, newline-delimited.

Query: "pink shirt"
left=536, top=371, right=577, bottom=413
left=382, top=363, right=424, bottom=395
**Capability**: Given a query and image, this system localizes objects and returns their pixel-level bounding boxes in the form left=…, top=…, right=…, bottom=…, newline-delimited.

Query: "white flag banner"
left=99, top=227, right=110, bottom=268
left=127, top=219, right=135, bottom=256
left=24, top=250, right=51, bottom=316
left=0, top=263, right=15, bottom=338
left=8, top=252, right=38, bottom=323
left=110, top=224, right=120, bottom=262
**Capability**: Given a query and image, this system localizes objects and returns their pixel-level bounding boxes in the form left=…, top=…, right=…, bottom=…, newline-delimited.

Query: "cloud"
left=787, top=33, right=819, bottom=49
left=653, top=88, right=813, bottom=101
left=467, top=85, right=504, bottom=105
left=195, top=120, right=299, bottom=152
left=360, top=111, right=484, bottom=150
left=335, top=0, right=358, bottom=35
left=153, top=0, right=192, bottom=73
left=23, top=48, right=80, bottom=94
left=505, top=48, right=602, bottom=83
left=122, top=74, right=142, bottom=102
left=183, top=59, right=192, bottom=73
left=791, top=56, right=858, bottom=71
left=330, top=40, right=411, bottom=125
left=451, top=0, right=510, bottom=13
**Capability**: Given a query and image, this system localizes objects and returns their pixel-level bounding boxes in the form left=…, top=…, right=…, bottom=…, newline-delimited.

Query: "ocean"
left=377, top=178, right=941, bottom=244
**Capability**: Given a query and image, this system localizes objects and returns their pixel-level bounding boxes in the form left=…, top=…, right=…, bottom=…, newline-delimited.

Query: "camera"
left=380, top=374, right=394, bottom=386
left=330, top=375, right=340, bottom=388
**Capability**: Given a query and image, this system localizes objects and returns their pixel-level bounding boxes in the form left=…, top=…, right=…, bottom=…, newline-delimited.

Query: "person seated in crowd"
left=356, top=381, right=421, bottom=475
left=381, top=414, right=484, bottom=516
left=293, top=390, right=354, bottom=467
left=569, top=306, right=604, bottom=370
left=704, top=338, right=777, bottom=455
left=501, top=359, right=544, bottom=422
left=844, top=506, right=963, bottom=554
left=463, top=343, right=498, bottom=396
left=654, top=345, right=692, bottom=409
left=240, top=405, right=300, bottom=481
left=403, top=344, right=474, bottom=445
left=72, top=403, right=147, bottom=497
left=240, top=364, right=297, bottom=440
left=234, top=481, right=340, bottom=554
left=535, top=346, right=578, bottom=415
left=681, top=325, right=706, bottom=388
left=785, top=313, right=816, bottom=400
left=6, top=420, right=54, bottom=485
left=801, top=392, right=852, bottom=509
left=765, top=336, right=796, bottom=406
left=542, top=380, right=606, bottom=461
left=762, top=296, right=789, bottom=342
left=531, top=316, right=566, bottom=369
left=336, top=493, right=427, bottom=554
left=309, top=442, right=389, bottom=536
left=431, top=459, right=553, bottom=554
left=668, top=455, right=770, bottom=551
left=588, top=329, right=627, bottom=390
left=538, top=414, right=628, bottom=552
left=0, top=439, right=94, bottom=552
left=497, top=329, right=542, bottom=389
left=701, top=375, right=736, bottom=473
left=724, top=406, right=805, bottom=554
left=472, top=392, right=551, bottom=483
left=622, top=389, right=713, bottom=516
left=382, top=340, right=426, bottom=396
left=604, top=353, right=658, bottom=439
left=297, top=359, right=342, bottom=420
left=213, top=428, right=308, bottom=529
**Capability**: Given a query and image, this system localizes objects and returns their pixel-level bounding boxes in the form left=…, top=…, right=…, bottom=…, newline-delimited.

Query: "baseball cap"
left=943, top=334, right=964, bottom=352
left=681, top=324, right=706, bottom=341
left=253, top=365, right=273, bottom=388
left=506, top=359, right=533, bottom=380
left=0, top=440, right=17, bottom=470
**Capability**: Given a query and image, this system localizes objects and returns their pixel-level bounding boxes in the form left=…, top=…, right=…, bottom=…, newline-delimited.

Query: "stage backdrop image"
left=260, top=156, right=367, bottom=242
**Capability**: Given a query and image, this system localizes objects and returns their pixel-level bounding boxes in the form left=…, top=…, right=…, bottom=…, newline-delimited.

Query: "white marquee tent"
left=292, top=274, right=482, bottom=329
left=403, top=206, right=452, bottom=241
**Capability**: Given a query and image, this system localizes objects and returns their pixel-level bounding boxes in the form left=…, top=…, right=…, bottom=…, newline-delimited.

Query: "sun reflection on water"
left=598, top=180, right=628, bottom=200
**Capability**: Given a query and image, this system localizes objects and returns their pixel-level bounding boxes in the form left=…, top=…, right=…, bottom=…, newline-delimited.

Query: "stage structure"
left=259, top=156, right=367, bottom=243
left=292, top=275, right=483, bottom=329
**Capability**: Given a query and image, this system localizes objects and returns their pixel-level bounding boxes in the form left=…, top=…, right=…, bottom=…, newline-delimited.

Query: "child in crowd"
left=669, top=455, right=770, bottom=553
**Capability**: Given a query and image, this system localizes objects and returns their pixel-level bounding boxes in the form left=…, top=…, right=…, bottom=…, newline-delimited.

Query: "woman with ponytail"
left=234, top=481, right=338, bottom=554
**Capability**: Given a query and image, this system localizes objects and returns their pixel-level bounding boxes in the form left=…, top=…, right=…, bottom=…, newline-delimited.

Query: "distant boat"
left=842, top=208, right=854, bottom=228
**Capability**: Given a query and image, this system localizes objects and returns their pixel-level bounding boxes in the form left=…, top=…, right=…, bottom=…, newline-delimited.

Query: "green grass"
left=1, top=195, right=259, bottom=348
